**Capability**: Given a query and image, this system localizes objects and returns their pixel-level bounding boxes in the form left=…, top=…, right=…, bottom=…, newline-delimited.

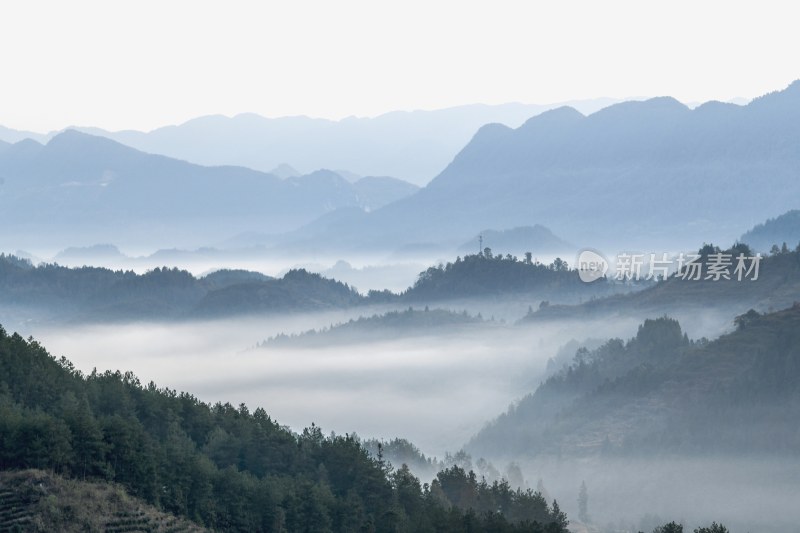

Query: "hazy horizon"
left=2, top=3, right=799, bottom=532
left=0, top=94, right=754, bottom=138
left=2, top=1, right=797, bottom=133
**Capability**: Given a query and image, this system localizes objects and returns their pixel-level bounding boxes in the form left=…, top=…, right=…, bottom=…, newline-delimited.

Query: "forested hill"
left=0, top=324, right=571, bottom=532
left=400, top=252, right=639, bottom=303
left=1, top=252, right=640, bottom=325
left=739, top=209, right=800, bottom=253
left=523, top=246, right=800, bottom=323
left=469, top=305, right=800, bottom=459
left=4, top=248, right=795, bottom=327
left=0, top=256, right=362, bottom=322
left=261, top=307, right=486, bottom=347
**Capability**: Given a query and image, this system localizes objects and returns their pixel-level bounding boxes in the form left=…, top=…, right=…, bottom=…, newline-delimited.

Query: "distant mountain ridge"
left=0, top=131, right=416, bottom=249
left=0, top=254, right=362, bottom=323
left=0, top=99, right=622, bottom=185
left=2, top=85, right=795, bottom=254
left=292, top=81, right=800, bottom=252
left=0, top=250, right=646, bottom=327
left=457, top=226, right=572, bottom=255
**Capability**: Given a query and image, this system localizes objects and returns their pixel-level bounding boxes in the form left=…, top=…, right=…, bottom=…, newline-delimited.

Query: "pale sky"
left=1, top=0, right=797, bottom=132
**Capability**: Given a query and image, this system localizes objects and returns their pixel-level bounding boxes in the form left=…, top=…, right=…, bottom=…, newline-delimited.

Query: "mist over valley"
left=2, top=23, right=799, bottom=529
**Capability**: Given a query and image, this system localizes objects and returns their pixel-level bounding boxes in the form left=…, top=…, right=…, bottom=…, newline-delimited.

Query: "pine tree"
left=551, top=499, right=569, bottom=529
left=693, top=523, right=728, bottom=533
left=654, top=521, right=683, bottom=533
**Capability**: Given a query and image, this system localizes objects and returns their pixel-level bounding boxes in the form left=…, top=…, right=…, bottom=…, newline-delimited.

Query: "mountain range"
left=0, top=131, right=416, bottom=250
left=289, top=81, right=800, bottom=253
left=0, top=254, right=363, bottom=324
left=2, top=84, right=797, bottom=257
left=0, top=100, right=621, bottom=186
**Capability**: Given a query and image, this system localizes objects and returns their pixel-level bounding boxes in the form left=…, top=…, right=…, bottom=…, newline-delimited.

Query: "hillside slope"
left=0, top=255, right=362, bottom=324
left=0, top=323, right=571, bottom=532
left=469, top=305, right=800, bottom=459
left=740, top=209, right=800, bottom=253
left=524, top=247, right=800, bottom=324
left=0, top=470, right=205, bottom=532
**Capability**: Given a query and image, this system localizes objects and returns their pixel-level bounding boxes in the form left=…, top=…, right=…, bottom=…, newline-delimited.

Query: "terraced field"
left=0, top=470, right=206, bottom=532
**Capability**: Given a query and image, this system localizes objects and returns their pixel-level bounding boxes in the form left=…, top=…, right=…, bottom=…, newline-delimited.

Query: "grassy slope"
left=0, top=469, right=206, bottom=533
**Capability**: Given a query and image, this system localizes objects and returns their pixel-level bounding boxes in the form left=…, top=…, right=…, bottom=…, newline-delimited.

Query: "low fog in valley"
left=25, top=312, right=644, bottom=457
left=2, top=11, right=800, bottom=528
left=11, top=299, right=793, bottom=532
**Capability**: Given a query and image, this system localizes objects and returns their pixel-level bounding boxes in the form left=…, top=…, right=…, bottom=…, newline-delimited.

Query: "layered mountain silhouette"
left=0, top=131, right=416, bottom=249
left=294, top=81, right=800, bottom=252
left=0, top=100, right=620, bottom=185
left=3, top=83, right=798, bottom=254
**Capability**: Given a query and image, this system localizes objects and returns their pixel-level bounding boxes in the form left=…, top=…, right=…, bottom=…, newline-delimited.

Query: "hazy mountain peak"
left=762, top=78, right=800, bottom=96
left=518, top=105, right=585, bottom=130
left=270, top=163, right=301, bottom=179
left=47, top=128, right=93, bottom=142
left=5, top=138, right=44, bottom=157
left=470, top=122, right=514, bottom=144
left=331, top=169, right=362, bottom=183
left=0, top=125, right=49, bottom=144
left=11, top=137, right=44, bottom=148
left=458, top=225, right=572, bottom=255
left=231, top=111, right=272, bottom=122
left=352, top=175, right=419, bottom=211
left=54, top=244, right=125, bottom=262
left=46, top=128, right=121, bottom=150
left=42, top=129, right=152, bottom=167
left=641, top=95, right=688, bottom=108
left=693, top=100, right=742, bottom=113
left=292, top=169, right=350, bottom=185
left=747, top=79, right=800, bottom=113
left=588, top=95, right=689, bottom=123
left=354, top=175, right=417, bottom=188
left=348, top=81, right=800, bottom=253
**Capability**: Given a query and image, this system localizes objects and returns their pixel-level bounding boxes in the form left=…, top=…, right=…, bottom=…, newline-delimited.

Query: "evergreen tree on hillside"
left=0, top=325, right=572, bottom=532
left=693, top=523, right=729, bottom=533
left=653, top=522, right=683, bottom=533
